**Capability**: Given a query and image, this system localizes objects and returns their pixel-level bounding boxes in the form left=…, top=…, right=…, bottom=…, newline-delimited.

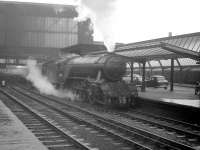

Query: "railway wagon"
left=42, top=53, right=138, bottom=107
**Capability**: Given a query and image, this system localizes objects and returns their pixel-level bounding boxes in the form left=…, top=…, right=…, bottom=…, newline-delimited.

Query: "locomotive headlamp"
left=58, top=72, right=63, bottom=77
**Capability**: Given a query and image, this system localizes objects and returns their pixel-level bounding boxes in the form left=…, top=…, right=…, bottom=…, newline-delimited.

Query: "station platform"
left=138, top=86, right=200, bottom=108
left=0, top=100, right=48, bottom=150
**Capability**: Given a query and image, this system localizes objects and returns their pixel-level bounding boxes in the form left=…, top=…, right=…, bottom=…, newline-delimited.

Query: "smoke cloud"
left=75, top=0, right=117, bottom=52
left=48, top=0, right=118, bottom=52
left=25, top=59, right=75, bottom=100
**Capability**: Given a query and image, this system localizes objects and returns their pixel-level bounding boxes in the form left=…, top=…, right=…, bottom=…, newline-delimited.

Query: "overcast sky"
left=1, top=0, right=200, bottom=44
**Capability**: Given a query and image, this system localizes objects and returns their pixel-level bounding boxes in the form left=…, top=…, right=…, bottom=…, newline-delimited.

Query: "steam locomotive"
left=41, top=53, right=138, bottom=107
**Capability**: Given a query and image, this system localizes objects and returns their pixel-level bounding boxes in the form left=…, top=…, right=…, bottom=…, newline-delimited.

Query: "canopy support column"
left=139, top=63, right=143, bottom=75
left=170, top=58, right=174, bottom=91
left=147, top=61, right=152, bottom=77
left=130, top=61, right=134, bottom=83
left=176, top=58, right=182, bottom=71
left=158, top=60, right=164, bottom=75
left=141, top=61, right=146, bottom=92
left=16, top=58, right=19, bottom=65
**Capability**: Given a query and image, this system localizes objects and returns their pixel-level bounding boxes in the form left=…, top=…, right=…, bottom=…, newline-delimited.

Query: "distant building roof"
left=93, top=41, right=124, bottom=48
left=60, top=44, right=107, bottom=55
left=0, top=1, right=77, bottom=18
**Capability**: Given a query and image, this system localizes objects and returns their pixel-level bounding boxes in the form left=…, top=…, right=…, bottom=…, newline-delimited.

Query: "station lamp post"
left=141, top=61, right=146, bottom=92
left=170, top=58, right=174, bottom=91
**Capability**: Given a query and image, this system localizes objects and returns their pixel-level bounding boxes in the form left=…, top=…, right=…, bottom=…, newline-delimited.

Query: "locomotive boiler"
left=42, top=53, right=138, bottom=107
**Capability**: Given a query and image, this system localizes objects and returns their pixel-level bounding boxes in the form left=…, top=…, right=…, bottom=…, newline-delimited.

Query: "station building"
left=0, top=1, right=93, bottom=66
left=0, top=1, right=199, bottom=87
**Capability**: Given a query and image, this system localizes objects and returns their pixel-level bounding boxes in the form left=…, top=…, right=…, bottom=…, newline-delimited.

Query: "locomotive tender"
left=41, top=53, right=138, bottom=107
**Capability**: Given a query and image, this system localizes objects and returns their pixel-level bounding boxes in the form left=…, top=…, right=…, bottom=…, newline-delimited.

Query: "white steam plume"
left=74, top=0, right=117, bottom=52
left=25, top=59, right=75, bottom=100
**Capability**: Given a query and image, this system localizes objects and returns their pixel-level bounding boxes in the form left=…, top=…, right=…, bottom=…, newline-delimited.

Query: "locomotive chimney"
left=168, top=32, right=172, bottom=37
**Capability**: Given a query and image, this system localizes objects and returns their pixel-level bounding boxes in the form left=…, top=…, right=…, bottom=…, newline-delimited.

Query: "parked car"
left=146, top=75, right=168, bottom=89
left=123, top=74, right=143, bottom=85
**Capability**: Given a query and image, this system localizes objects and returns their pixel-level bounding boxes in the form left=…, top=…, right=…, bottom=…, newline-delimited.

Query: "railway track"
left=0, top=90, right=91, bottom=150
left=124, top=109, right=200, bottom=139
left=1, top=87, right=158, bottom=150
left=9, top=85, right=200, bottom=150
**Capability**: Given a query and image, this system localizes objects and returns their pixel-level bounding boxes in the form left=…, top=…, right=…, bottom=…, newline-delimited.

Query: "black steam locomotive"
left=41, top=53, right=138, bottom=107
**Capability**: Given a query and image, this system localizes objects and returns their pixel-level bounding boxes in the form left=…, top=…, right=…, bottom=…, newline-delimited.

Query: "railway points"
left=0, top=77, right=200, bottom=150
left=10, top=85, right=200, bottom=150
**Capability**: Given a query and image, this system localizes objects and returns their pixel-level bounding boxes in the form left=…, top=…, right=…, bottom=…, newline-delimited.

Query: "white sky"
left=1, top=0, right=200, bottom=43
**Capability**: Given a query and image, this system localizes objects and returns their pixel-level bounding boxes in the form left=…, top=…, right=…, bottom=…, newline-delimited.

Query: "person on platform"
left=1, top=80, right=6, bottom=87
left=195, top=81, right=200, bottom=95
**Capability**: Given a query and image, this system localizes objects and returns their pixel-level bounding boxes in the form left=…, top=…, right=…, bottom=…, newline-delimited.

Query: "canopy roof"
left=115, top=32, right=200, bottom=62
left=90, top=32, right=200, bottom=68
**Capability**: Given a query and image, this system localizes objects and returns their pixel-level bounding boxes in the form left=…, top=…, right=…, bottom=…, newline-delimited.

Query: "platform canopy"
left=115, top=32, right=200, bottom=63
left=113, top=32, right=200, bottom=92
